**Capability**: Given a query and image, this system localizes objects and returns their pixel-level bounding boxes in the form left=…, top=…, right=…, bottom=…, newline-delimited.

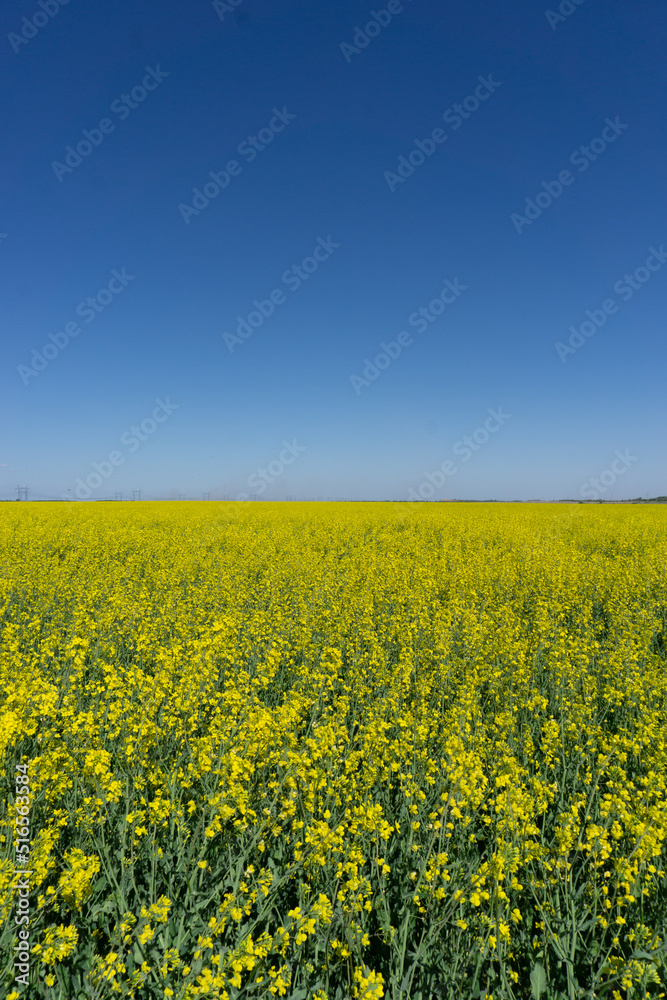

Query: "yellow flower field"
left=1, top=501, right=666, bottom=999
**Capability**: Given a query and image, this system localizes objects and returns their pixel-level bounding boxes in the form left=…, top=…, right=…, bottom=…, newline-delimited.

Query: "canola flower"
left=0, top=501, right=666, bottom=999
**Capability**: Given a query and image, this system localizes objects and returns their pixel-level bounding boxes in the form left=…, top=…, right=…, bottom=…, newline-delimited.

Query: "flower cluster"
left=0, top=501, right=666, bottom=997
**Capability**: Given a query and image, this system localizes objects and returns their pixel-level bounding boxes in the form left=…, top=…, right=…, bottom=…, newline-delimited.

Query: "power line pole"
left=131, top=490, right=142, bottom=501
left=202, top=492, right=210, bottom=501
left=16, top=485, right=29, bottom=501
left=178, top=493, right=186, bottom=501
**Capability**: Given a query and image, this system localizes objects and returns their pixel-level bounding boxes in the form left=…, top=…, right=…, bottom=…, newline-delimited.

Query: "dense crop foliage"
left=1, top=502, right=666, bottom=1000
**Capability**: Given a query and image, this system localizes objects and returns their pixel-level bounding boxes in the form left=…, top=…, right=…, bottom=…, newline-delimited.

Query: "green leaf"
left=530, top=962, right=547, bottom=1000
left=630, top=949, right=657, bottom=962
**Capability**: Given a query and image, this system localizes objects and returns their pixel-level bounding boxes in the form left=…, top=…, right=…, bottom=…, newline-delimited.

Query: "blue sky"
left=2, top=0, right=666, bottom=501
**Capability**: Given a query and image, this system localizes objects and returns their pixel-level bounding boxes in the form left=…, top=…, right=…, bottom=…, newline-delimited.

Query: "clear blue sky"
left=2, top=0, right=666, bottom=501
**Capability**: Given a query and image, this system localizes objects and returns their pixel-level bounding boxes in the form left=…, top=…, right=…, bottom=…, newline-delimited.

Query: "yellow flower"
left=138, top=925, right=155, bottom=945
